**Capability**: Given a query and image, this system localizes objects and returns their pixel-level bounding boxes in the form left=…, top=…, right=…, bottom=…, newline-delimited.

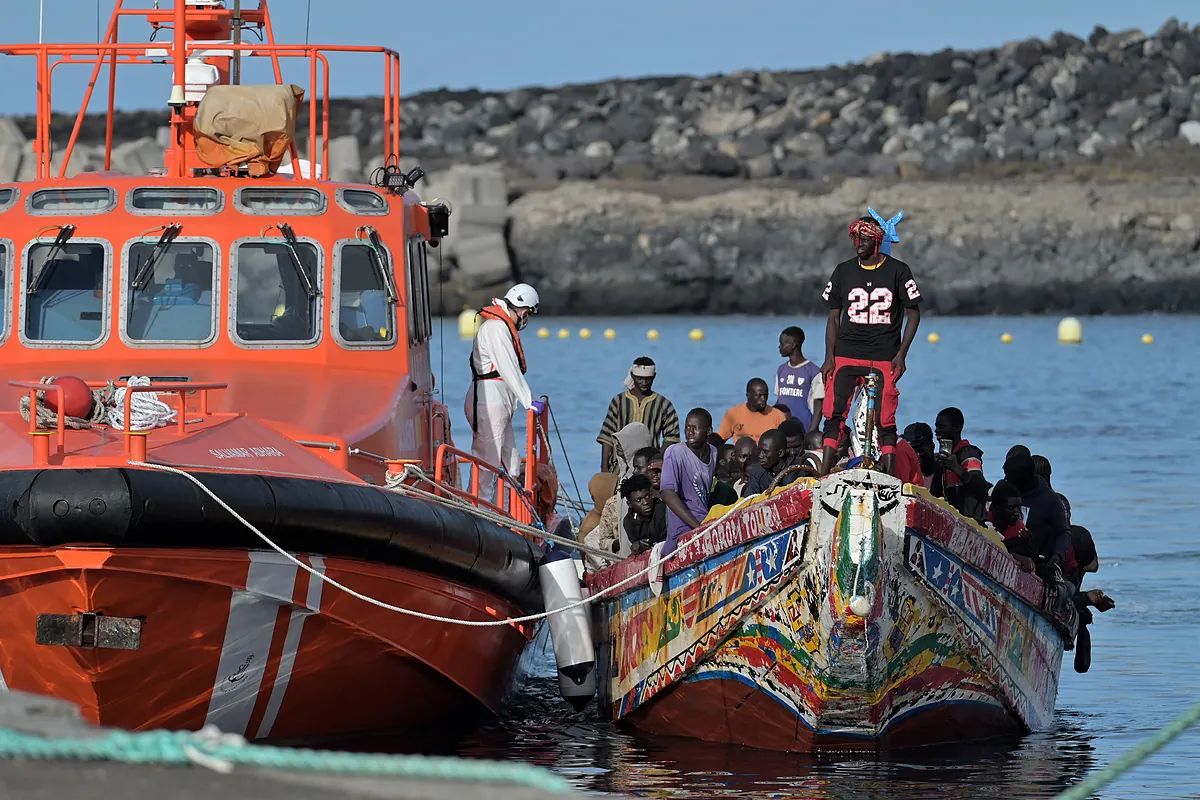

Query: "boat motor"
left=538, top=548, right=596, bottom=710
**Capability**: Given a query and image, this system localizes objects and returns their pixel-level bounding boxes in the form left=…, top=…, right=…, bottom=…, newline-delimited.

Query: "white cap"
left=503, top=283, right=540, bottom=313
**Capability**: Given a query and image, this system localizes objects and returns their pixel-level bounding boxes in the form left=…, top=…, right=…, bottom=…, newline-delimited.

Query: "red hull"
left=623, top=676, right=1023, bottom=752
left=0, top=546, right=531, bottom=741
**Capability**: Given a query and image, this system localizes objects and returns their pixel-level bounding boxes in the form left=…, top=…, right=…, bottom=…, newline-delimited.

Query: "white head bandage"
left=623, top=363, right=656, bottom=391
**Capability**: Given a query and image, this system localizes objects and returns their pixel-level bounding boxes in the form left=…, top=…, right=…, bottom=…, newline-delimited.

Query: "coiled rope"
left=109, top=376, right=177, bottom=431
left=18, top=376, right=113, bottom=429
left=19, top=376, right=177, bottom=432
left=1053, top=696, right=1200, bottom=800
left=0, top=723, right=571, bottom=791
left=128, top=460, right=706, bottom=627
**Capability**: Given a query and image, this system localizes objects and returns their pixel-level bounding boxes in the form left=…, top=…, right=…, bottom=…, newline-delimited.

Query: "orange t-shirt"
left=717, top=404, right=786, bottom=444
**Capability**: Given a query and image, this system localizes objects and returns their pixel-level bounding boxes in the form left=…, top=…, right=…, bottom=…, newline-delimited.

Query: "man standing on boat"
left=818, top=216, right=922, bottom=477
left=466, top=283, right=546, bottom=498
left=597, top=357, right=681, bottom=474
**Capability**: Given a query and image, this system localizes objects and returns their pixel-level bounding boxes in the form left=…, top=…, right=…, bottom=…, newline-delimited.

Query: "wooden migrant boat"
left=0, top=0, right=557, bottom=742
left=589, top=467, right=1079, bottom=751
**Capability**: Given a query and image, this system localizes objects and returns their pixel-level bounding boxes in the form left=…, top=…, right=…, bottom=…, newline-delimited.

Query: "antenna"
left=38, top=0, right=44, bottom=44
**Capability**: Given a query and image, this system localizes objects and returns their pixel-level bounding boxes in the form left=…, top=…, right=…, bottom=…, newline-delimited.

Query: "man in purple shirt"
left=660, top=408, right=718, bottom=555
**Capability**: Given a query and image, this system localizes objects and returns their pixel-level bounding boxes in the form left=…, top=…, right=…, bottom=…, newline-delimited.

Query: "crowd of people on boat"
left=464, top=210, right=1114, bottom=670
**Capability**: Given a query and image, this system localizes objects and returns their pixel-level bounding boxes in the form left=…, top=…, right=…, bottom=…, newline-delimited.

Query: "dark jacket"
left=709, top=478, right=739, bottom=509
left=932, top=440, right=990, bottom=523
left=741, top=457, right=801, bottom=497
left=1011, top=476, right=1071, bottom=567
left=624, top=501, right=667, bottom=555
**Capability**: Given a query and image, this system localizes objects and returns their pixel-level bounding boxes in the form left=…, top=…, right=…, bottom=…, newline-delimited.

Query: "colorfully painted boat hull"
left=590, top=470, right=1076, bottom=752
left=0, top=545, right=532, bottom=740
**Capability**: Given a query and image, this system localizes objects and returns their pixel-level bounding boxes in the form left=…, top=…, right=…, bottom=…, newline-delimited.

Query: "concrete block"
left=111, top=137, right=164, bottom=175
left=0, top=118, right=26, bottom=149
left=327, top=134, right=362, bottom=182
left=455, top=204, right=509, bottom=228
left=0, top=144, right=21, bottom=183
left=453, top=231, right=513, bottom=288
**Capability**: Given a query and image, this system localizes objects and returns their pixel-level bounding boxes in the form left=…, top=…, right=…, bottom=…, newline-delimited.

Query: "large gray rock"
left=508, top=177, right=1200, bottom=315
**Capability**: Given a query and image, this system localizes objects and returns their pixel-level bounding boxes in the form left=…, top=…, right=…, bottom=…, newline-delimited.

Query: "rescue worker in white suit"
left=465, top=283, right=547, bottom=499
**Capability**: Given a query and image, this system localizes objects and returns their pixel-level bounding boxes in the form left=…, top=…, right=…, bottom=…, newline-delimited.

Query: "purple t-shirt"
left=661, top=442, right=717, bottom=553
left=775, top=359, right=823, bottom=430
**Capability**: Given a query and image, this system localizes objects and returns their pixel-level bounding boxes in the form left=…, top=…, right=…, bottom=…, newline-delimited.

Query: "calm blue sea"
left=426, top=313, right=1200, bottom=800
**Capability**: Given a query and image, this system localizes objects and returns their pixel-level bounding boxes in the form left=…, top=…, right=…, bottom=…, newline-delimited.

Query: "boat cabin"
left=0, top=0, right=458, bottom=487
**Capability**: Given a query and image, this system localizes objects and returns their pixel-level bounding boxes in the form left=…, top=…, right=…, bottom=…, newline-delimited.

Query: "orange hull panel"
left=0, top=546, right=530, bottom=740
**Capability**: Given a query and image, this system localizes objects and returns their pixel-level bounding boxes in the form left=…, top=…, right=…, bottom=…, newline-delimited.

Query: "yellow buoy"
left=457, top=306, right=480, bottom=339
left=579, top=328, right=592, bottom=339
left=646, top=329, right=660, bottom=341
left=927, top=332, right=940, bottom=344
left=557, top=328, right=570, bottom=339
left=1142, top=333, right=1154, bottom=344
left=1057, top=316, right=1083, bottom=345
left=604, top=328, right=617, bottom=340
left=688, top=328, right=705, bottom=341
left=1000, top=333, right=1013, bottom=344
left=537, top=327, right=550, bottom=339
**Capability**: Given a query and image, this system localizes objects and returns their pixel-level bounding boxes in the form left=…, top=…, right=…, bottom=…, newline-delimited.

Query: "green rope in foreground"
left=0, top=727, right=572, bottom=794
left=1054, top=696, right=1200, bottom=800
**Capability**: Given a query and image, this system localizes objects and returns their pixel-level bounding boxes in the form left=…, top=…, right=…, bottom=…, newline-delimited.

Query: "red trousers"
left=821, top=356, right=899, bottom=455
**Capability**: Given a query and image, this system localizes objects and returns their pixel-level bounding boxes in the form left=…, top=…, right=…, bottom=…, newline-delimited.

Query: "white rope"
left=126, top=460, right=730, bottom=627
left=382, top=464, right=619, bottom=562
left=109, top=376, right=176, bottom=431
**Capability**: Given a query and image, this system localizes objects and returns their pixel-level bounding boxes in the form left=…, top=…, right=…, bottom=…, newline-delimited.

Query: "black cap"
left=1003, top=452, right=1037, bottom=491
left=902, top=422, right=933, bottom=447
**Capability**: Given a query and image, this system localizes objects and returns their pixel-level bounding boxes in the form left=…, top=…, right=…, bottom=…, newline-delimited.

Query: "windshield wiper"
left=359, top=226, right=399, bottom=304
left=276, top=223, right=320, bottom=297
left=27, top=224, right=77, bottom=295
left=131, top=223, right=182, bottom=290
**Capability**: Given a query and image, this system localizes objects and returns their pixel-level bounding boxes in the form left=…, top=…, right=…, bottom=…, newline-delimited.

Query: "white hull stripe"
left=203, top=551, right=299, bottom=735
left=254, top=555, right=325, bottom=739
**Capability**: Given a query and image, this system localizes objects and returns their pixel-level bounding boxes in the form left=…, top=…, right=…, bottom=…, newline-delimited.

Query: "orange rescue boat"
left=0, top=0, right=558, bottom=742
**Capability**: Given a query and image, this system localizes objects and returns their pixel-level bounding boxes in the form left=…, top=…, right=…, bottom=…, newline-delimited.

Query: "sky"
left=0, top=0, right=1196, bottom=114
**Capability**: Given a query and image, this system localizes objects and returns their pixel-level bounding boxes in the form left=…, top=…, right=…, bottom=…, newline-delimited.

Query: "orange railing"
left=432, top=401, right=552, bottom=527
left=0, top=0, right=402, bottom=180
left=9, top=379, right=228, bottom=466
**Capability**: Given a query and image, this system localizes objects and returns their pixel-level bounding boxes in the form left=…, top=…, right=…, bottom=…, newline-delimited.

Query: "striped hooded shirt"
left=597, top=392, right=680, bottom=469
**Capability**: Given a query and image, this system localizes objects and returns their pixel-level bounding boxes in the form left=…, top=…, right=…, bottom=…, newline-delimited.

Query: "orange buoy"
left=44, top=377, right=94, bottom=419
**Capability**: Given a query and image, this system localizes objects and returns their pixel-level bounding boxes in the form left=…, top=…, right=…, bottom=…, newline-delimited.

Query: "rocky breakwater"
left=400, top=19, right=1200, bottom=181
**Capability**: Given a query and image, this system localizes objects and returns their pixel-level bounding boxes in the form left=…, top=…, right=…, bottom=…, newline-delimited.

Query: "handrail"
left=433, top=444, right=534, bottom=525
left=8, top=380, right=67, bottom=448
left=1, top=36, right=402, bottom=180
left=430, top=398, right=554, bottom=527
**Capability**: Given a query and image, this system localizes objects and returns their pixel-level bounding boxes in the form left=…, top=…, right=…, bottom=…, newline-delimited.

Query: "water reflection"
left=450, top=677, right=1097, bottom=799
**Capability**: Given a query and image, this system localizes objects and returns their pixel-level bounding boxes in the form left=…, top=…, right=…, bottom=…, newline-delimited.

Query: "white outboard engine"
left=538, top=548, right=596, bottom=710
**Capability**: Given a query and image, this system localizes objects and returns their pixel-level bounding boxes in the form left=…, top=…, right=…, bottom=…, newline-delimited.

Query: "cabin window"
left=123, top=238, right=218, bottom=345
left=0, top=241, right=9, bottom=343
left=234, top=187, right=326, bottom=215
left=231, top=239, right=322, bottom=345
left=22, top=240, right=109, bottom=344
left=128, top=187, right=223, bottom=215
left=405, top=237, right=432, bottom=344
left=336, top=188, right=388, bottom=215
left=333, top=242, right=396, bottom=348
left=27, top=187, right=117, bottom=215
left=0, top=188, right=17, bottom=213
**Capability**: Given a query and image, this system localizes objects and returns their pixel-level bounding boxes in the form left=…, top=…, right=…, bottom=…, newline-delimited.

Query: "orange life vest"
left=470, top=304, right=527, bottom=379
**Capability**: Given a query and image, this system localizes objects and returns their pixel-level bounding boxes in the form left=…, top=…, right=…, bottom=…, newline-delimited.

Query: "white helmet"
left=503, top=283, right=540, bottom=314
